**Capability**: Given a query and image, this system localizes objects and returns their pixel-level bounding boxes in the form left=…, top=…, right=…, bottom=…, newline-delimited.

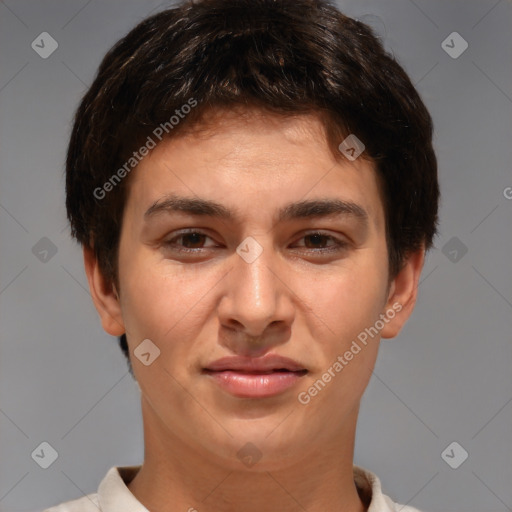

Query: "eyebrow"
left=144, top=194, right=369, bottom=225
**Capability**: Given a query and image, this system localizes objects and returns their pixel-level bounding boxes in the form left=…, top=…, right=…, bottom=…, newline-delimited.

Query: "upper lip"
left=203, top=355, right=307, bottom=373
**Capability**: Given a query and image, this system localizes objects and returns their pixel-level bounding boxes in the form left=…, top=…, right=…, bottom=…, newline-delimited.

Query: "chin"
left=200, top=422, right=309, bottom=471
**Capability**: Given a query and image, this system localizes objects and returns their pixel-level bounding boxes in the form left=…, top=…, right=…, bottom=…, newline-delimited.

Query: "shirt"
left=43, top=465, right=422, bottom=512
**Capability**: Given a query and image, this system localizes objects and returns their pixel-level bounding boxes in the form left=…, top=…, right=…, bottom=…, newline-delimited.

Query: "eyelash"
left=162, top=229, right=349, bottom=254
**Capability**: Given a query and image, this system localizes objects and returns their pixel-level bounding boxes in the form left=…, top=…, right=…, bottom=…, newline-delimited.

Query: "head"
left=66, top=0, right=438, bottom=468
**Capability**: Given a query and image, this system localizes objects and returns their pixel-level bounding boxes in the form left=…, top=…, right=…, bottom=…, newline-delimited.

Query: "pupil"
left=307, top=234, right=325, bottom=248
left=184, top=233, right=204, bottom=247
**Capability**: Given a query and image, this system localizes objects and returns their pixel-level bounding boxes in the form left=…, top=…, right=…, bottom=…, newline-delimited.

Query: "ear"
left=380, top=247, right=425, bottom=339
left=83, top=246, right=125, bottom=337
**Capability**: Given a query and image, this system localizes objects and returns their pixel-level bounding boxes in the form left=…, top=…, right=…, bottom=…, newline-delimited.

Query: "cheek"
left=311, top=259, right=389, bottom=403
left=298, top=271, right=385, bottom=415
left=306, top=257, right=388, bottom=345
left=119, top=254, right=221, bottom=350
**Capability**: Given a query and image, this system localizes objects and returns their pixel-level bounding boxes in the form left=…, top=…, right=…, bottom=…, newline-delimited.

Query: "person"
left=46, top=0, right=439, bottom=510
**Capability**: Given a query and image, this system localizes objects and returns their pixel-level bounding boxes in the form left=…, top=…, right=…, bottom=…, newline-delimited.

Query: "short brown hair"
left=66, top=0, right=439, bottom=360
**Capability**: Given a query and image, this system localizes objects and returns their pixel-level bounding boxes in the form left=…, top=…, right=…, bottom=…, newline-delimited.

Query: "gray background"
left=1, top=1, right=511, bottom=511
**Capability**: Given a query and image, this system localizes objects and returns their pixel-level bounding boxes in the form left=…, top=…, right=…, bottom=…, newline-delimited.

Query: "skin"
left=84, top=108, right=424, bottom=512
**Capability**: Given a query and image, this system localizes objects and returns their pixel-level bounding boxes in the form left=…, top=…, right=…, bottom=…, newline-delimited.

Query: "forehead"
left=123, top=109, right=385, bottom=230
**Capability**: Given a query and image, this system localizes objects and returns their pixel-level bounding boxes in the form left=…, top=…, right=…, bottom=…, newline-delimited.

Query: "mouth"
left=202, top=356, right=308, bottom=398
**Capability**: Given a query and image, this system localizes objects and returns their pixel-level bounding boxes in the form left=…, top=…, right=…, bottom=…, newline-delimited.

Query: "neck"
left=128, top=397, right=367, bottom=512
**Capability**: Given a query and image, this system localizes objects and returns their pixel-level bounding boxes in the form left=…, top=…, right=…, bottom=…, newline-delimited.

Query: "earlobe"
left=83, top=246, right=125, bottom=336
left=380, top=248, right=425, bottom=339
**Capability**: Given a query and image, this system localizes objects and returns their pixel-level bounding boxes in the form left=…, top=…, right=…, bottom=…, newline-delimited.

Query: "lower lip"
left=205, top=370, right=307, bottom=398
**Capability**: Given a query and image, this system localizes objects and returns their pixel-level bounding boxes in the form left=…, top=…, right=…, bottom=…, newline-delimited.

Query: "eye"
left=291, top=232, right=348, bottom=252
left=177, top=232, right=207, bottom=248
left=163, top=230, right=218, bottom=251
left=161, top=229, right=349, bottom=258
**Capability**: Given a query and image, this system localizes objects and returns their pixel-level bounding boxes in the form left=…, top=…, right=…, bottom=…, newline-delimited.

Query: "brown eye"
left=290, top=232, right=349, bottom=256
left=304, top=233, right=331, bottom=248
left=179, top=232, right=207, bottom=248
left=163, top=230, right=217, bottom=252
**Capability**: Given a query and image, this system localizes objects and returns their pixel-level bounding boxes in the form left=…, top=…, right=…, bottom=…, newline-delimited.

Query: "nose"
left=217, top=240, right=295, bottom=356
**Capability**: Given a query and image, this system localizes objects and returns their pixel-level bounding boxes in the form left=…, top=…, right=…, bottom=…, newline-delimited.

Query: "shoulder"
left=41, top=465, right=142, bottom=512
left=392, top=503, right=422, bottom=512
left=353, top=465, right=424, bottom=512
left=43, top=493, right=100, bottom=512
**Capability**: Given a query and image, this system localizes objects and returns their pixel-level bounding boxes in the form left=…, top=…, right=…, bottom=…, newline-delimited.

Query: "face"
left=86, top=108, right=423, bottom=470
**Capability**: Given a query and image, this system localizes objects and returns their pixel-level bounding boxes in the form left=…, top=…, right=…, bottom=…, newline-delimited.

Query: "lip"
left=203, top=355, right=308, bottom=398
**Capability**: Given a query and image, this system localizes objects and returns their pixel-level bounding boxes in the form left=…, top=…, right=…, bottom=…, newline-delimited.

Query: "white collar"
left=93, top=465, right=418, bottom=512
